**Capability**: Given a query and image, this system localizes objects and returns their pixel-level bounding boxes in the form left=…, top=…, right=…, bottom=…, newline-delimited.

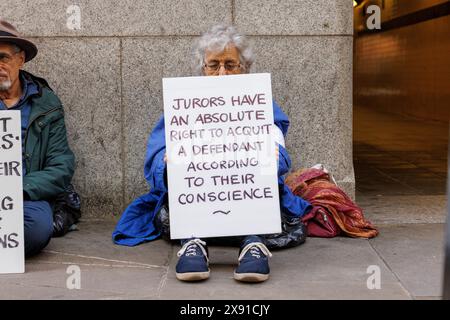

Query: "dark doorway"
left=353, top=0, right=449, bottom=198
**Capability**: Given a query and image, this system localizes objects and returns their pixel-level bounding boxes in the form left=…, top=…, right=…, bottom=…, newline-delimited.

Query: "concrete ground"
left=0, top=106, right=448, bottom=300
left=0, top=216, right=444, bottom=300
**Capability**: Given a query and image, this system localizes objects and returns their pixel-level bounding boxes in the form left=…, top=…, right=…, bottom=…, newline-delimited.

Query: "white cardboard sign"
left=163, top=73, right=282, bottom=239
left=0, top=111, right=25, bottom=274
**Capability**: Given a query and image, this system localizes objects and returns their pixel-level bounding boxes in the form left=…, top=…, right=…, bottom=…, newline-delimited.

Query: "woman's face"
left=203, top=44, right=242, bottom=76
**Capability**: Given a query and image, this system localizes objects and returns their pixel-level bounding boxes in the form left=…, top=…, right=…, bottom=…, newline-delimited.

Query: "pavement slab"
left=358, top=195, right=447, bottom=225
left=159, top=236, right=411, bottom=300
left=369, top=224, right=445, bottom=299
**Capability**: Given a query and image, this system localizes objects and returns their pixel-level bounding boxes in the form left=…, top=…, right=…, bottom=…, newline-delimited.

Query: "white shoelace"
left=177, top=239, right=209, bottom=263
left=238, top=242, right=272, bottom=262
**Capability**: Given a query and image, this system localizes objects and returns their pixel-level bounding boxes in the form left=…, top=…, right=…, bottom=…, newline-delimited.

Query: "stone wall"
left=1, top=1, right=354, bottom=218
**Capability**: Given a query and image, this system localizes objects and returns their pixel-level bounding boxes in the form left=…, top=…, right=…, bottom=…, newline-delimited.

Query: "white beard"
left=0, top=80, right=12, bottom=91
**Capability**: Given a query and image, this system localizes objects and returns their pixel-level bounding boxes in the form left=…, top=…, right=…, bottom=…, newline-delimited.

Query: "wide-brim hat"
left=0, top=19, right=37, bottom=62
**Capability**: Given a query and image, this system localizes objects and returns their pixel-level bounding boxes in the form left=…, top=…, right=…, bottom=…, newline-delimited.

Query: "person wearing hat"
left=0, top=20, right=75, bottom=256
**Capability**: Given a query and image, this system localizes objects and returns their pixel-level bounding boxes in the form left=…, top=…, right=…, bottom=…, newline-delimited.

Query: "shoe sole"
left=233, top=272, right=269, bottom=283
left=176, top=270, right=210, bottom=281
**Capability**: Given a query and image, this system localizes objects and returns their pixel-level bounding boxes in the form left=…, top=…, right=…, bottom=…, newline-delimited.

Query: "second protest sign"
left=0, top=111, right=25, bottom=274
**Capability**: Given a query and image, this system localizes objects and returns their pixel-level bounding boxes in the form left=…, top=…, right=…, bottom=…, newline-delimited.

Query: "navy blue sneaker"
left=176, top=238, right=210, bottom=281
left=234, top=236, right=272, bottom=282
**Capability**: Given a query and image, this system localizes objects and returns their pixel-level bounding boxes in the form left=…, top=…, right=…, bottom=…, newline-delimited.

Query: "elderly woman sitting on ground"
left=112, top=24, right=312, bottom=283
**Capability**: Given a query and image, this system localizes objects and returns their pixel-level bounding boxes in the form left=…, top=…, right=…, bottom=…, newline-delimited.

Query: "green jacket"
left=22, top=71, right=75, bottom=201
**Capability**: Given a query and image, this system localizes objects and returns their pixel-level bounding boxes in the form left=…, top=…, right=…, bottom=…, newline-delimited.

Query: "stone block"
left=121, top=37, right=195, bottom=203
left=235, top=0, right=353, bottom=35
left=24, top=38, right=123, bottom=217
left=249, top=36, right=354, bottom=196
left=1, top=0, right=232, bottom=36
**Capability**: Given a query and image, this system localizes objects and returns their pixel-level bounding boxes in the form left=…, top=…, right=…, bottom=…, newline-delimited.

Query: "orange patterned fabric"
left=286, top=168, right=379, bottom=238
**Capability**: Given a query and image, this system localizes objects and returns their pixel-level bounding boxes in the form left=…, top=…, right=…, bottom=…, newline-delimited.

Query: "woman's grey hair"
left=192, top=24, right=254, bottom=76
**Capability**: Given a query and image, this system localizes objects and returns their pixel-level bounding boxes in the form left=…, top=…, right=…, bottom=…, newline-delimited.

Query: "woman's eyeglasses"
left=203, top=62, right=242, bottom=73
